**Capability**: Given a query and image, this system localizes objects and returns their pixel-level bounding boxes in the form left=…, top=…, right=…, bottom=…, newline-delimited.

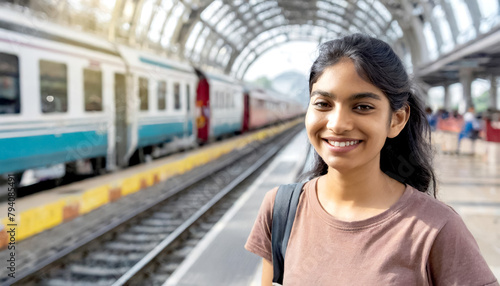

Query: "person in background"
left=457, top=106, right=481, bottom=154
left=425, top=106, right=437, bottom=131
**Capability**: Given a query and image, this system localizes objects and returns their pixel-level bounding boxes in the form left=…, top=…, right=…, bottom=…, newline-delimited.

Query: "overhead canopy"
left=4, top=0, right=500, bottom=81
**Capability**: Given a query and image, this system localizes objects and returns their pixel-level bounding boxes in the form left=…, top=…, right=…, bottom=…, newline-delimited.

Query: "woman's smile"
left=321, top=137, right=363, bottom=153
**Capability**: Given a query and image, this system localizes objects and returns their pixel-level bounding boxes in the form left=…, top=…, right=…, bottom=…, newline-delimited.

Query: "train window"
left=186, top=84, right=190, bottom=111
left=84, top=69, right=103, bottom=112
left=174, top=82, right=181, bottom=110
left=214, top=91, right=219, bottom=108
left=0, top=53, right=20, bottom=114
left=158, top=80, right=166, bottom=110
left=139, top=77, right=148, bottom=111
left=40, top=60, right=68, bottom=113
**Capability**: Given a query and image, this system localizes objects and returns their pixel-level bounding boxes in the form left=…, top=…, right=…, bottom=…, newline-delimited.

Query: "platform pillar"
left=459, top=68, right=474, bottom=111
left=490, top=75, right=498, bottom=110
left=443, top=84, right=451, bottom=110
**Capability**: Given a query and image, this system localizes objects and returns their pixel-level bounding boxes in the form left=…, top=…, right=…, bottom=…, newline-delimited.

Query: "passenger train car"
left=0, top=9, right=304, bottom=184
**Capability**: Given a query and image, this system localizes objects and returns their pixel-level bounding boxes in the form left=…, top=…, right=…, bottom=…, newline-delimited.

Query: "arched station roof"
left=3, top=0, right=499, bottom=81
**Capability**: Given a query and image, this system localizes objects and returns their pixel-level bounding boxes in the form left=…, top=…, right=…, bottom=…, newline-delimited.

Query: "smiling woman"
left=245, top=34, right=499, bottom=286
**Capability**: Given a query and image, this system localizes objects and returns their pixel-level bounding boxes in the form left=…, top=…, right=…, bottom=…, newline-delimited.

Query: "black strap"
left=271, top=182, right=305, bottom=284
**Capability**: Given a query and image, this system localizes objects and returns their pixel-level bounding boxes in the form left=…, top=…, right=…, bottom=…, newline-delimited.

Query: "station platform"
left=163, top=129, right=310, bottom=286
left=0, top=120, right=302, bottom=247
left=163, top=130, right=500, bottom=285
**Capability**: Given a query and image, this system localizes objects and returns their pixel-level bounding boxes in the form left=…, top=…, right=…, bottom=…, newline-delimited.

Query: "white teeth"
left=327, top=140, right=360, bottom=147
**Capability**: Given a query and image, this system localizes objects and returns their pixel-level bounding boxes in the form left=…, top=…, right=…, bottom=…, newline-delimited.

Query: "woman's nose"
left=326, top=107, right=353, bottom=134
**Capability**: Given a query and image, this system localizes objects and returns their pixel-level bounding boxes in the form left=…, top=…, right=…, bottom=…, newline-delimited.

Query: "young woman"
left=245, top=34, right=498, bottom=285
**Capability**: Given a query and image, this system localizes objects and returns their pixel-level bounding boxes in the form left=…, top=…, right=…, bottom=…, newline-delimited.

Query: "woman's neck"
left=317, top=158, right=405, bottom=220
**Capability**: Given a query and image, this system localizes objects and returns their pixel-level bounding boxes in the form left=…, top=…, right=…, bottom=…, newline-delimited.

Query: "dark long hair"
left=304, top=33, right=436, bottom=197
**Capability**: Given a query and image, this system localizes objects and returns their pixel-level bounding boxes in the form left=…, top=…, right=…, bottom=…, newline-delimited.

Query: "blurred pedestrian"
left=457, top=106, right=481, bottom=154
left=425, top=106, right=437, bottom=131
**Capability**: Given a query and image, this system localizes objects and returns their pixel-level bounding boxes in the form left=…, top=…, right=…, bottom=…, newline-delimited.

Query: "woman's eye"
left=313, top=101, right=329, bottom=108
left=354, top=105, right=373, bottom=111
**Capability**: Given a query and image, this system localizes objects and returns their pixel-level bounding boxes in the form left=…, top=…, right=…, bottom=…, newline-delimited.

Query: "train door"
left=114, top=73, right=128, bottom=168
left=242, top=92, right=250, bottom=133
left=196, top=76, right=210, bottom=143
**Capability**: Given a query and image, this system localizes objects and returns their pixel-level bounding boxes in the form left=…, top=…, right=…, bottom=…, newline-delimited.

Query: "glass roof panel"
left=194, top=27, right=211, bottom=55
left=391, top=20, right=403, bottom=38
left=100, top=0, right=116, bottom=11
left=216, top=45, right=228, bottom=63
left=147, top=9, right=166, bottom=42
left=367, top=21, right=381, bottom=35
left=357, top=1, right=370, bottom=12
left=450, top=0, right=476, bottom=44
left=247, top=18, right=257, bottom=27
left=478, top=0, right=500, bottom=33
left=232, top=0, right=244, bottom=6
left=232, top=25, right=247, bottom=39
left=208, top=5, right=230, bottom=25
left=95, top=0, right=115, bottom=24
left=226, top=19, right=243, bottom=34
left=201, top=0, right=222, bottom=20
left=209, top=39, right=225, bottom=60
left=352, top=18, right=366, bottom=32
left=326, top=23, right=343, bottom=34
left=216, top=11, right=236, bottom=33
left=317, top=9, right=343, bottom=24
left=135, top=0, right=155, bottom=39
left=433, top=5, right=454, bottom=53
left=253, top=1, right=277, bottom=14
left=268, top=14, right=286, bottom=26
left=256, top=8, right=280, bottom=22
left=336, top=0, right=349, bottom=9
left=185, top=21, right=203, bottom=54
left=159, top=1, right=184, bottom=47
left=238, top=3, right=250, bottom=13
left=373, top=1, right=392, bottom=22
left=423, top=22, right=438, bottom=61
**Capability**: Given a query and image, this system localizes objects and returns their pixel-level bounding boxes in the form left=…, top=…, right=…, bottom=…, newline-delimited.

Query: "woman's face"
left=306, top=59, right=407, bottom=173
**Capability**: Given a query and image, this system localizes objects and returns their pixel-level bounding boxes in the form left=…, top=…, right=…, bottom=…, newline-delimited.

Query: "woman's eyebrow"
left=350, top=92, right=382, bottom=101
left=310, top=90, right=382, bottom=101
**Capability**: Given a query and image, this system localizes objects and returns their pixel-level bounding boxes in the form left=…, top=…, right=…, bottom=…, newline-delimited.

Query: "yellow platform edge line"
left=0, top=119, right=303, bottom=247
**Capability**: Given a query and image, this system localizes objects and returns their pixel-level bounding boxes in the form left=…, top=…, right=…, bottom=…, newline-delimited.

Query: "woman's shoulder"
left=406, top=185, right=464, bottom=228
left=262, top=179, right=315, bottom=209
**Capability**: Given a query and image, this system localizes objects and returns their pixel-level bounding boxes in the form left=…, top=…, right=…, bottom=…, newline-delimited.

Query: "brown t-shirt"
left=245, top=177, right=499, bottom=285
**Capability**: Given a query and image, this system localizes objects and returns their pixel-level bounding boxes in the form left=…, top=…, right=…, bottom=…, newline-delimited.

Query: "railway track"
left=8, top=124, right=303, bottom=286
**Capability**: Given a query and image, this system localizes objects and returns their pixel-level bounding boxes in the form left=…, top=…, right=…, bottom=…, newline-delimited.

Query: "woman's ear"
left=388, top=104, right=410, bottom=138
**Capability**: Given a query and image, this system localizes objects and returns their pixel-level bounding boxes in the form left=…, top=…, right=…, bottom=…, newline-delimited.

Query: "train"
left=0, top=9, right=304, bottom=185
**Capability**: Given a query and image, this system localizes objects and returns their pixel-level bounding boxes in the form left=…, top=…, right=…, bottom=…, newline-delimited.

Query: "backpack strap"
left=271, top=182, right=305, bottom=284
